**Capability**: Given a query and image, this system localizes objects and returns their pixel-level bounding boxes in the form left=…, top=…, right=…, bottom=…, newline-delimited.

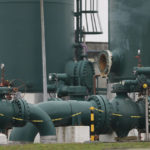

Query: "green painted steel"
left=10, top=100, right=95, bottom=142
left=28, top=104, right=56, bottom=136
left=111, top=69, right=150, bottom=93
left=9, top=94, right=145, bottom=142
left=0, top=99, right=30, bottom=129
left=72, top=60, right=94, bottom=93
left=48, top=60, right=95, bottom=98
left=111, top=93, right=143, bottom=137
left=10, top=105, right=56, bottom=142
left=0, top=99, right=56, bottom=138
left=10, top=123, right=38, bottom=143
left=134, top=67, right=150, bottom=77
left=0, top=0, right=74, bottom=92
left=109, top=0, right=150, bottom=82
left=0, top=100, right=19, bottom=129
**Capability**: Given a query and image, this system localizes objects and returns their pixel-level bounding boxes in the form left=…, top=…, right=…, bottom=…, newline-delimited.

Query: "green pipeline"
left=9, top=93, right=145, bottom=143
left=0, top=99, right=56, bottom=143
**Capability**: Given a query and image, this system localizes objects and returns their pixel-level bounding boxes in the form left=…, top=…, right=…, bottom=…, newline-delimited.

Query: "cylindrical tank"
left=0, top=0, right=74, bottom=92
left=99, top=0, right=150, bottom=82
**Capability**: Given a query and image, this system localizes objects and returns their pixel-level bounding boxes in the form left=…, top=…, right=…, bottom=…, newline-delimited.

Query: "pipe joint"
left=12, top=99, right=30, bottom=127
left=88, top=95, right=112, bottom=134
left=98, top=50, right=112, bottom=77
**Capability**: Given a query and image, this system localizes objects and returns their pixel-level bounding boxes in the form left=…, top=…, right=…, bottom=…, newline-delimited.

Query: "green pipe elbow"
left=9, top=104, right=56, bottom=143
left=9, top=123, right=38, bottom=143
left=9, top=97, right=110, bottom=143
left=28, top=104, right=56, bottom=136
left=0, top=98, right=56, bottom=143
left=9, top=100, right=96, bottom=143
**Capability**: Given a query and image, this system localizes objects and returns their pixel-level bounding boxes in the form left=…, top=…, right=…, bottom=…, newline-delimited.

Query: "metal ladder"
left=74, top=0, right=103, bottom=43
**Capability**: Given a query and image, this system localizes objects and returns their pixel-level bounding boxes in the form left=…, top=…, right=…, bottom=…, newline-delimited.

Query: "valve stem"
left=135, top=49, right=142, bottom=67
left=0, top=63, right=5, bottom=86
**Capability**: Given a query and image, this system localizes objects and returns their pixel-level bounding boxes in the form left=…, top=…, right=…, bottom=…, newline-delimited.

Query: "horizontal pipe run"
left=9, top=100, right=98, bottom=142
left=9, top=94, right=145, bottom=142
left=0, top=99, right=56, bottom=143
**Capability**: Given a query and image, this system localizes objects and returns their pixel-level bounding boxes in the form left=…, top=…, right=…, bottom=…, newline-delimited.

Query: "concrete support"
left=99, top=133, right=117, bottom=142
left=40, top=136, right=57, bottom=143
left=34, top=126, right=90, bottom=143
left=57, top=126, right=90, bottom=143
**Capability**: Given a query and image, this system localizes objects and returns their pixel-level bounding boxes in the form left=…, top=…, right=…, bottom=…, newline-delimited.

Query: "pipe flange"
left=22, top=99, right=30, bottom=121
left=88, top=95, right=105, bottom=134
left=12, top=100, right=22, bottom=125
left=98, top=50, right=112, bottom=77
left=12, top=99, right=30, bottom=127
left=74, top=60, right=94, bottom=93
left=81, top=61, right=95, bottom=92
left=88, top=95, right=112, bottom=134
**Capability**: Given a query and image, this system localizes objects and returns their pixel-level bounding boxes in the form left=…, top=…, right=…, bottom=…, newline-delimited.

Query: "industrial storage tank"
left=99, top=0, right=150, bottom=82
left=0, top=0, right=74, bottom=92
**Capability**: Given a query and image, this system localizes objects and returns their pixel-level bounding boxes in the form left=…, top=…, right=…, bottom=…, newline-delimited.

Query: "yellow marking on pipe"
left=91, top=124, right=94, bottom=132
left=91, top=113, right=94, bottom=121
left=90, top=135, right=94, bottom=141
left=0, top=113, right=4, bottom=116
left=32, top=120, right=44, bottom=123
left=112, top=113, right=123, bottom=117
left=72, top=112, right=82, bottom=117
left=52, top=112, right=82, bottom=122
left=130, top=116, right=141, bottom=118
left=95, top=108, right=104, bottom=113
left=12, top=117, right=23, bottom=121
left=52, top=118, right=63, bottom=122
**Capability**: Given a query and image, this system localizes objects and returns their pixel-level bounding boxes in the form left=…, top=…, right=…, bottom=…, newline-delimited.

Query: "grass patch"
left=0, top=142, right=150, bottom=150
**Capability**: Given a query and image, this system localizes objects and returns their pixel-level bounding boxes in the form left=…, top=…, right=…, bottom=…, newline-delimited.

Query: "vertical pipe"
left=80, top=0, right=82, bottom=42
left=0, top=64, right=5, bottom=86
left=85, top=0, right=89, bottom=32
left=90, top=106, right=95, bottom=141
left=145, top=88, right=149, bottom=141
left=40, top=0, right=48, bottom=102
left=93, top=75, right=100, bottom=95
left=76, top=0, right=80, bottom=43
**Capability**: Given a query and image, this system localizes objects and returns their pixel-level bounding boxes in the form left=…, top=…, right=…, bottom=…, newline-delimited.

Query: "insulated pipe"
left=10, top=94, right=145, bottom=143
left=0, top=99, right=56, bottom=143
